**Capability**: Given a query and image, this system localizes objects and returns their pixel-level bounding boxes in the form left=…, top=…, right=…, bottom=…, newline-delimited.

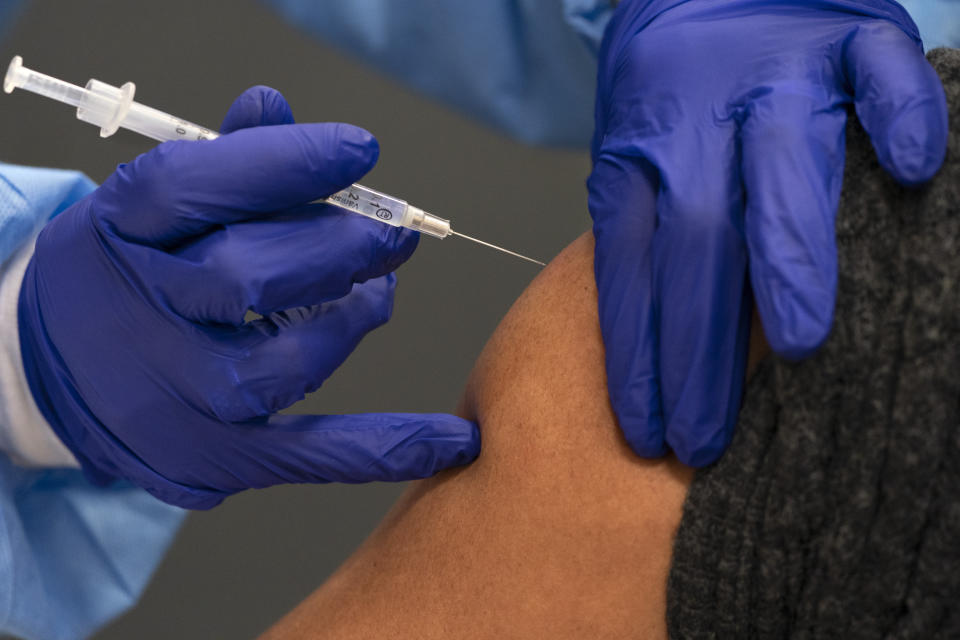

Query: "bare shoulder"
left=457, top=230, right=691, bottom=508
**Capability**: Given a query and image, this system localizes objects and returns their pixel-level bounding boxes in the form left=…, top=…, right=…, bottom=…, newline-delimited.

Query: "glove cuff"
left=18, top=252, right=233, bottom=509
left=17, top=247, right=119, bottom=485
left=0, top=234, right=79, bottom=467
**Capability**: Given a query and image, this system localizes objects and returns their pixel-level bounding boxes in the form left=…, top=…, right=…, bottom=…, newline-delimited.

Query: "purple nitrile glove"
left=589, top=0, right=948, bottom=466
left=18, top=86, right=479, bottom=509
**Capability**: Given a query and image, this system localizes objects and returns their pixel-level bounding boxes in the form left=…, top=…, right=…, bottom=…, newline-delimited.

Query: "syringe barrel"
left=122, top=102, right=217, bottom=142
left=76, top=79, right=217, bottom=142
left=323, top=184, right=451, bottom=238
left=76, top=79, right=134, bottom=137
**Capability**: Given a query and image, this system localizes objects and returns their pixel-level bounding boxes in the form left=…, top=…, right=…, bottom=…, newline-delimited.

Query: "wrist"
left=0, top=235, right=79, bottom=467
left=16, top=243, right=115, bottom=481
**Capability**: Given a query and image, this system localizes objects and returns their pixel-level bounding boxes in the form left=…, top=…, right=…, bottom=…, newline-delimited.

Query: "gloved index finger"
left=96, top=122, right=380, bottom=247
left=219, top=85, right=296, bottom=133
left=588, top=152, right=666, bottom=458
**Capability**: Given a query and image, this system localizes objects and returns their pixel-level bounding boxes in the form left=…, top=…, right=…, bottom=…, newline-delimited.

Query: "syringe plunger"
left=4, top=55, right=84, bottom=107
left=4, top=56, right=216, bottom=141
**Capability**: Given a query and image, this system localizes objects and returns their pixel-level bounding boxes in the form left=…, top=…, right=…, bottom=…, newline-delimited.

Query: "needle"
left=450, top=230, right=546, bottom=267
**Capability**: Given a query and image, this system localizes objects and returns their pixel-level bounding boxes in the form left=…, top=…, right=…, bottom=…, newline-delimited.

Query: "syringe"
left=3, top=56, right=545, bottom=267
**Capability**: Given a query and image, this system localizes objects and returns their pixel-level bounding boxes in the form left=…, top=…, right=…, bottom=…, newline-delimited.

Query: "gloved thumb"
left=144, top=412, right=480, bottom=510
left=220, top=85, right=296, bottom=133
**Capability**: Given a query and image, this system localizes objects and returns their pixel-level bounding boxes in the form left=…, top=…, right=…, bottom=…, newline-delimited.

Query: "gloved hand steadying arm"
left=17, top=86, right=479, bottom=509
left=589, top=0, right=948, bottom=466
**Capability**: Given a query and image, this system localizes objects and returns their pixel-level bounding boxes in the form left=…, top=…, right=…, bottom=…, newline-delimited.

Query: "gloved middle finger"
left=160, top=205, right=419, bottom=324
left=653, top=132, right=752, bottom=467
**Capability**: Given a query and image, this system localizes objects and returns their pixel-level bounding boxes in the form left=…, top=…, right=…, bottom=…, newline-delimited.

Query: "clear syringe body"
left=3, top=55, right=453, bottom=239
left=323, top=184, right=451, bottom=238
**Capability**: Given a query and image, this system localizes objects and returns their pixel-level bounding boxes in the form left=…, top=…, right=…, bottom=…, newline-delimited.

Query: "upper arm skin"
left=262, top=232, right=766, bottom=639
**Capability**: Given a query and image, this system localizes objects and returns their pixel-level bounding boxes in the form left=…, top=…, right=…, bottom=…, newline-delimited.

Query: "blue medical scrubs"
left=0, top=164, right=185, bottom=639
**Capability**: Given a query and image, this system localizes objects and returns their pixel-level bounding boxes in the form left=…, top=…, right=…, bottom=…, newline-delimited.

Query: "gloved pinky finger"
left=243, top=412, right=480, bottom=486
left=844, top=21, right=948, bottom=186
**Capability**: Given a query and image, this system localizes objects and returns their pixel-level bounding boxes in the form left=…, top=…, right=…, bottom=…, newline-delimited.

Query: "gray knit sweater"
left=666, top=48, right=960, bottom=639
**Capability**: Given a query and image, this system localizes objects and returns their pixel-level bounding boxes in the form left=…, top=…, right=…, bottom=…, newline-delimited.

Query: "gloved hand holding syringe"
left=4, top=55, right=544, bottom=266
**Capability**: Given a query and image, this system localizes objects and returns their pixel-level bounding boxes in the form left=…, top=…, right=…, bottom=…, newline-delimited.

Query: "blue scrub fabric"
left=900, top=0, right=960, bottom=50
left=0, top=163, right=185, bottom=640
left=260, top=0, right=612, bottom=147
left=0, top=0, right=25, bottom=39
left=263, top=0, right=960, bottom=148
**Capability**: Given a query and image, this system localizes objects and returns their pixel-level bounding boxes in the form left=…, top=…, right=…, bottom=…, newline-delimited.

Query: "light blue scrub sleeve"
left=262, top=0, right=959, bottom=148
left=260, top=0, right=614, bottom=147
left=0, top=163, right=186, bottom=640
left=0, top=0, right=26, bottom=40
left=899, top=0, right=960, bottom=50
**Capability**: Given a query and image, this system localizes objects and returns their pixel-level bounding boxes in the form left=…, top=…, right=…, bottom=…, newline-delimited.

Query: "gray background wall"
left=0, top=1, right=591, bottom=637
